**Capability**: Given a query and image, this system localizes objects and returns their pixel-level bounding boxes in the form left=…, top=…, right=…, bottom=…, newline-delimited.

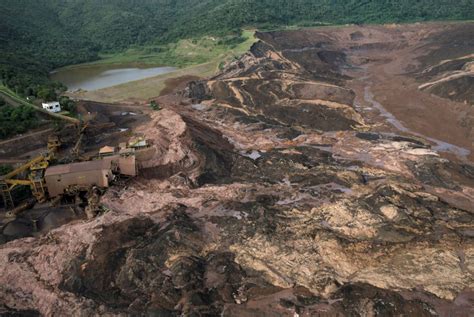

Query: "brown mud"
left=0, top=22, right=473, bottom=316
left=159, top=75, right=201, bottom=97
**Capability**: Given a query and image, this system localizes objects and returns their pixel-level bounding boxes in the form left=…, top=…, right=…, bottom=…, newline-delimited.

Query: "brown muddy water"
left=50, top=64, right=177, bottom=91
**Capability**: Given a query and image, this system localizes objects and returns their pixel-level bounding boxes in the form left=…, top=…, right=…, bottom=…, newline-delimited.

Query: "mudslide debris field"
left=1, top=23, right=473, bottom=316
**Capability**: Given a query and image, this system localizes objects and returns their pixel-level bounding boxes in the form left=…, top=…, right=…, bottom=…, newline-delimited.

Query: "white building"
left=42, top=102, right=61, bottom=113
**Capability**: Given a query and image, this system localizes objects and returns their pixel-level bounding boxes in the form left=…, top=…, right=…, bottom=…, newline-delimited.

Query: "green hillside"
left=1, top=0, right=473, bottom=97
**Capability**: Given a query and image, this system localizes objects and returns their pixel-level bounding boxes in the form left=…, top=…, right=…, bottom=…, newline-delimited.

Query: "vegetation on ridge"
left=1, top=0, right=473, bottom=100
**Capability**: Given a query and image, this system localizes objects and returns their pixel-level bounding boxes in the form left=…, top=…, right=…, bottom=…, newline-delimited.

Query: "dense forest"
left=0, top=97, right=38, bottom=139
left=1, top=0, right=473, bottom=98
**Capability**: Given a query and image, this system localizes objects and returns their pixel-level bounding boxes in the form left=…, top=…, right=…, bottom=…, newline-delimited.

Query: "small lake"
left=50, top=64, right=177, bottom=91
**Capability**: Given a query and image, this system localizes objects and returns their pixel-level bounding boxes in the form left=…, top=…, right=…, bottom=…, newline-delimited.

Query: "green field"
left=91, top=30, right=256, bottom=67
left=69, top=31, right=257, bottom=103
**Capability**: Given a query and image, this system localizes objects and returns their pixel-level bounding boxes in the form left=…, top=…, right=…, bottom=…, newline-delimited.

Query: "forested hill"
left=1, top=0, right=473, bottom=97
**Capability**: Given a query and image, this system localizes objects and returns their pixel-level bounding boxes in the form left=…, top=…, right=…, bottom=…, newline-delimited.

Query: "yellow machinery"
left=0, top=120, right=138, bottom=213
left=0, top=136, right=61, bottom=210
left=0, top=120, right=91, bottom=210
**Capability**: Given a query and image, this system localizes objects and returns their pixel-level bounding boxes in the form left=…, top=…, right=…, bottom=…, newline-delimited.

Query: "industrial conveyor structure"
left=0, top=135, right=61, bottom=210
left=0, top=128, right=146, bottom=218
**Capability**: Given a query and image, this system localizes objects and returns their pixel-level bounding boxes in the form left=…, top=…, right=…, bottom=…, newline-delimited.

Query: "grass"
left=65, top=30, right=257, bottom=102
left=90, top=30, right=256, bottom=67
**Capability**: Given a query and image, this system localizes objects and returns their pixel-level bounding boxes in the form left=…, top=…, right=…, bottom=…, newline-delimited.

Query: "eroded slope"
left=0, top=23, right=473, bottom=316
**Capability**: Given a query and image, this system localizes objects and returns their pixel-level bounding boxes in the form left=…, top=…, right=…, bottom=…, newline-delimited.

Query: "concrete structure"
left=117, top=155, right=137, bottom=177
left=42, top=102, right=61, bottom=113
left=44, top=160, right=113, bottom=197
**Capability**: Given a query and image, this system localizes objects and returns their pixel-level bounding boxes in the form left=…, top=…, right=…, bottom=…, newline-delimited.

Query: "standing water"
left=51, top=64, right=177, bottom=91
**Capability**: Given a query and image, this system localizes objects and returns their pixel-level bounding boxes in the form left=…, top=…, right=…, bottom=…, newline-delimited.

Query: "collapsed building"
left=44, top=160, right=114, bottom=198
left=45, top=151, right=137, bottom=198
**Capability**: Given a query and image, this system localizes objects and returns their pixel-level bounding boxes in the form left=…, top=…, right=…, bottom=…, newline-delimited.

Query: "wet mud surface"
left=0, top=23, right=473, bottom=316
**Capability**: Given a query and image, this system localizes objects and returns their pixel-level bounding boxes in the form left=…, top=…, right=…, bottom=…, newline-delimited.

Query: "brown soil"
left=159, top=75, right=201, bottom=96
left=338, top=23, right=474, bottom=161
left=0, top=22, right=473, bottom=316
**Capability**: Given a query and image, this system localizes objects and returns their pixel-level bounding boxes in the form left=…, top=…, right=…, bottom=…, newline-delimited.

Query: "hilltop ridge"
left=1, top=0, right=473, bottom=97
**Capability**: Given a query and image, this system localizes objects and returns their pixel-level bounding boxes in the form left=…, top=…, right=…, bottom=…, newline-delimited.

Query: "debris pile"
left=0, top=23, right=473, bottom=316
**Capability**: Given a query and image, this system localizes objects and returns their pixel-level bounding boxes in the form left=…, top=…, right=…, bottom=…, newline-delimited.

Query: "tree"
left=59, top=96, right=76, bottom=113
left=37, top=87, right=57, bottom=101
left=150, top=100, right=162, bottom=111
left=0, top=165, right=13, bottom=176
left=23, top=86, right=34, bottom=97
left=0, top=104, right=38, bottom=139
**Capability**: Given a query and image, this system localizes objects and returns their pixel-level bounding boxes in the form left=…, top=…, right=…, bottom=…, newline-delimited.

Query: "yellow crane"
left=0, top=136, right=60, bottom=210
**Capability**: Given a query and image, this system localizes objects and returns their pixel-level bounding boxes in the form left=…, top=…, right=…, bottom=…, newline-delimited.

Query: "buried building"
left=44, top=154, right=137, bottom=198
left=44, top=160, right=114, bottom=197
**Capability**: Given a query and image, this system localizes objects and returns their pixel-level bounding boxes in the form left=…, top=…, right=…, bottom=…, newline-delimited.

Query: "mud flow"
left=0, top=23, right=473, bottom=316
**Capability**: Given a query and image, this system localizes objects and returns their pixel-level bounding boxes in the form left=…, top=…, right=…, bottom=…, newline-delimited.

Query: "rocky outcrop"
left=415, top=23, right=474, bottom=104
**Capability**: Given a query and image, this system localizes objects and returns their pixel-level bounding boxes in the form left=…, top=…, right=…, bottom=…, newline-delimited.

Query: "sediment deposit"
left=1, top=23, right=473, bottom=316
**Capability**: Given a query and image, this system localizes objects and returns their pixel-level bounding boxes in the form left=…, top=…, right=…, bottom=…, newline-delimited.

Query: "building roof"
left=45, top=160, right=112, bottom=177
left=99, top=146, right=115, bottom=154
left=119, top=148, right=135, bottom=155
left=129, top=140, right=147, bottom=148
left=42, top=102, right=60, bottom=106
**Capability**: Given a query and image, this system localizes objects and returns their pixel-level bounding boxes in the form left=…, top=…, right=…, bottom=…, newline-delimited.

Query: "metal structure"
left=44, top=160, right=113, bottom=198
left=0, top=136, right=61, bottom=209
left=1, top=121, right=143, bottom=217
